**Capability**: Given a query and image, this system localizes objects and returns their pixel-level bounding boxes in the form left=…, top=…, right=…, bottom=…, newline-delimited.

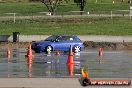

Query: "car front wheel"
left=74, top=46, right=81, bottom=53
left=45, top=45, right=53, bottom=53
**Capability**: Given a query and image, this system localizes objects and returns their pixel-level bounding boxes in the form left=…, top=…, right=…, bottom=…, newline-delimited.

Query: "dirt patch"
left=83, top=41, right=132, bottom=50
left=0, top=41, right=132, bottom=50
left=0, top=42, right=30, bottom=48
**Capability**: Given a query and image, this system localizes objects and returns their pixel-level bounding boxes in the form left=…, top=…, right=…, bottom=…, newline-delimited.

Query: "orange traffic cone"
left=7, top=48, right=10, bottom=63
left=99, top=57, right=102, bottom=64
left=27, top=57, right=32, bottom=64
left=67, top=64, right=74, bottom=77
left=56, top=50, right=60, bottom=64
left=27, top=63, right=32, bottom=78
left=67, top=45, right=74, bottom=64
left=26, top=44, right=33, bottom=63
left=99, top=48, right=102, bottom=57
left=27, top=44, right=33, bottom=58
left=99, top=48, right=103, bottom=64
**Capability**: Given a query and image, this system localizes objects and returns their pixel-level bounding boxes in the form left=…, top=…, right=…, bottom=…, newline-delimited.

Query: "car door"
left=62, top=36, right=76, bottom=51
left=53, top=36, right=66, bottom=51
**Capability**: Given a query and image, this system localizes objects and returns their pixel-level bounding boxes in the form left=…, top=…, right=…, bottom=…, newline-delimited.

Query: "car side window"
left=72, top=37, right=77, bottom=41
left=56, top=36, right=77, bottom=42
left=69, top=37, right=73, bottom=41
left=69, top=36, right=78, bottom=42
left=65, top=36, right=74, bottom=42
left=56, top=37, right=63, bottom=42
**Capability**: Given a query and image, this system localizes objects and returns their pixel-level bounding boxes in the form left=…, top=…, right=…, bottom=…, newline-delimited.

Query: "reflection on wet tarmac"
left=0, top=49, right=131, bottom=78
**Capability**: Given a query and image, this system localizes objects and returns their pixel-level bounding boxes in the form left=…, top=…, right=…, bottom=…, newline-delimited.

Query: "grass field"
left=0, top=0, right=131, bottom=35
left=0, top=17, right=132, bottom=35
left=0, top=0, right=129, bottom=14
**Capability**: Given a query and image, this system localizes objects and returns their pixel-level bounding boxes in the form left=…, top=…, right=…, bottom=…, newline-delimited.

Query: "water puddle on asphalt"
left=0, top=48, right=131, bottom=78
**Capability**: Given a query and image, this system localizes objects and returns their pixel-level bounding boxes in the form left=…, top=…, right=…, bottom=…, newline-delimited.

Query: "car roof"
left=52, top=35, right=76, bottom=37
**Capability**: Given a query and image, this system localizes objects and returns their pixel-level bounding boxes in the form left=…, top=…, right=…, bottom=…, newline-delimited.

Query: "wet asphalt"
left=0, top=48, right=131, bottom=78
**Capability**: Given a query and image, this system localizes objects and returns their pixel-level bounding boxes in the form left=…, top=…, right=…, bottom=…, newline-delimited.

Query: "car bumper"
left=32, top=45, right=44, bottom=52
left=81, top=45, right=85, bottom=51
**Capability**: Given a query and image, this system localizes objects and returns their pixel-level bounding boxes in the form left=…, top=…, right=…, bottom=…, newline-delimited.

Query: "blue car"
left=31, top=35, right=84, bottom=53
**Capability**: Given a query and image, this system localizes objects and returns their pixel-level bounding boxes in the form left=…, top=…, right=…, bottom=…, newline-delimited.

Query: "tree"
left=41, top=0, right=69, bottom=15
left=74, top=0, right=86, bottom=15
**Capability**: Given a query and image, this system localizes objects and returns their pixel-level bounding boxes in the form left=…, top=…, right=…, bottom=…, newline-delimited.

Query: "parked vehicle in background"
left=31, top=35, right=84, bottom=53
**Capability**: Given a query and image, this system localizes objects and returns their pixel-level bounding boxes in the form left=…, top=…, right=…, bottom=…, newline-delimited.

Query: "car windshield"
left=45, top=35, right=58, bottom=41
left=56, top=36, right=74, bottom=42
left=44, top=35, right=78, bottom=42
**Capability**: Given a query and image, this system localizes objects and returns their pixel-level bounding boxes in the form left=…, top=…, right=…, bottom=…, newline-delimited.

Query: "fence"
left=0, top=10, right=132, bottom=23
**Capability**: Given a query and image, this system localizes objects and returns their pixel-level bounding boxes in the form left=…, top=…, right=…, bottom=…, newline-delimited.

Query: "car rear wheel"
left=74, top=46, right=81, bottom=53
left=45, top=46, right=53, bottom=53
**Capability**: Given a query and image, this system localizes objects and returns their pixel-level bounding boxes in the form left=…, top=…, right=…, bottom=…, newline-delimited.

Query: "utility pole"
left=130, top=0, right=132, bottom=19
